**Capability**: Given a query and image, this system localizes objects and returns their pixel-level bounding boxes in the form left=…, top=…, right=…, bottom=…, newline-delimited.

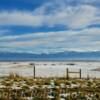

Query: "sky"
left=0, top=0, right=100, bottom=54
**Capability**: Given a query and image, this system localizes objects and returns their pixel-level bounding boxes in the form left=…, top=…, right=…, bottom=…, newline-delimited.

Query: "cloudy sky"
left=0, top=0, right=100, bottom=54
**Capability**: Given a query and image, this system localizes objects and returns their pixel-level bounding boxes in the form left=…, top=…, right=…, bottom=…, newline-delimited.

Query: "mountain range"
left=0, top=51, right=100, bottom=61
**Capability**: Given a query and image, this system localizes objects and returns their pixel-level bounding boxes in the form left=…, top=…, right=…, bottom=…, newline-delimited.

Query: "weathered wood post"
left=33, top=64, right=36, bottom=79
left=79, top=69, right=82, bottom=79
left=66, top=68, right=69, bottom=79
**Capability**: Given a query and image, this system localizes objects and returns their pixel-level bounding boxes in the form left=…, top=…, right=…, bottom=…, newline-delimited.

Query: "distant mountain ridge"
left=0, top=51, right=100, bottom=61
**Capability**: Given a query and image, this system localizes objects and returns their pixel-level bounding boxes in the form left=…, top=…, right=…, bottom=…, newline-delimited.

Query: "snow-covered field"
left=0, top=61, right=100, bottom=78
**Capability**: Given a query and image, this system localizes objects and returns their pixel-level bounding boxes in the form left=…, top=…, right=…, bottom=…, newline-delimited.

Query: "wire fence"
left=0, top=62, right=100, bottom=79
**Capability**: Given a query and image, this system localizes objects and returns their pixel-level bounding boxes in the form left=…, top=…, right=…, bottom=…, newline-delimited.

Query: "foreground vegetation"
left=0, top=74, right=100, bottom=100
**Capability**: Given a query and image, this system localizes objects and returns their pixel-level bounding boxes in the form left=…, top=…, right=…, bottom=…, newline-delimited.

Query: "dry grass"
left=0, top=74, right=100, bottom=100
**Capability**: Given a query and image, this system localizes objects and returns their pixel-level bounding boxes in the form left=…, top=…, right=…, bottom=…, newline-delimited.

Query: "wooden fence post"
left=79, top=69, right=82, bottom=79
left=66, top=68, right=69, bottom=79
left=66, top=68, right=82, bottom=79
left=33, top=64, right=36, bottom=79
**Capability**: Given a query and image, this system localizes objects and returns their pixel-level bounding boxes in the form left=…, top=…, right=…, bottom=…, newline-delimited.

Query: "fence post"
left=79, top=69, right=82, bottom=79
left=33, top=64, right=36, bottom=79
left=66, top=68, right=69, bottom=79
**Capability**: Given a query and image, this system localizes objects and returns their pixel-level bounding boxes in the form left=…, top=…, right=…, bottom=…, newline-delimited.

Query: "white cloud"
left=0, top=11, right=44, bottom=26
left=0, top=2, right=99, bottom=29
left=0, top=27, right=100, bottom=53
